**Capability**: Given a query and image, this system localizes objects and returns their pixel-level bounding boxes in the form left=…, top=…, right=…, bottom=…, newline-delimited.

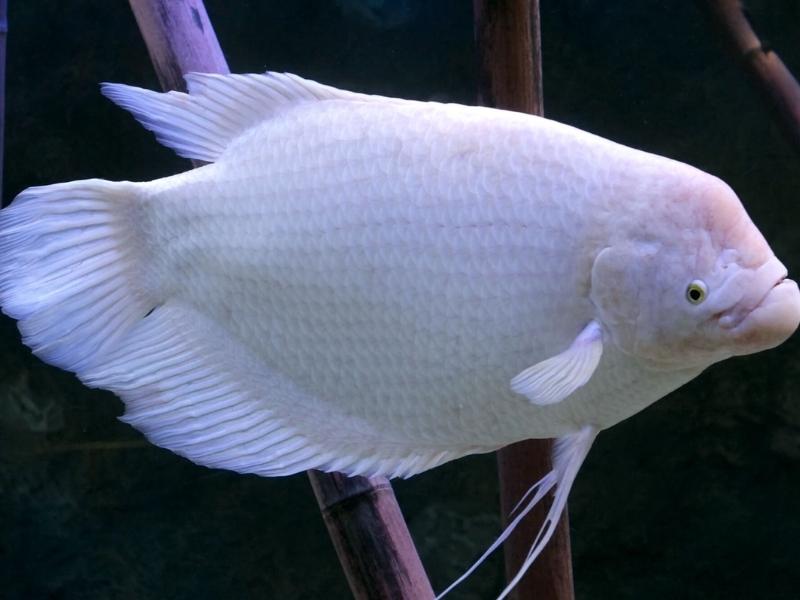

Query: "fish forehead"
left=138, top=99, right=700, bottom=443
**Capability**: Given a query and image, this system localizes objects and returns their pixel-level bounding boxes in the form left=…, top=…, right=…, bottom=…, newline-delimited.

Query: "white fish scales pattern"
left=2, top=73, right=798, bottom=597
left=138, top=97, right=670, bottom=462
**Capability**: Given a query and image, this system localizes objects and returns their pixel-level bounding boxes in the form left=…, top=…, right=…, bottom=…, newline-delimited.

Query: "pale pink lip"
left=754, top=263, right=790, bottom=305
left=729, top=277, right=800, bottom=354
left=751, top=271, right=789, bottom=311
left=718, top=267, right=788, bottom=330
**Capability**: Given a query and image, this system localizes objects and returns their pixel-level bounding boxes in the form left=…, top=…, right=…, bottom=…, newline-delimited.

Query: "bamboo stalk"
left=701, top=0, right=800, bottom=151
left=308, top=471, right=434, bottom=599
left=474, top=0, right=542, bottom=115
left=474, top=1, right=576, bottom=598
left=127, top=2, right=433, bottom=598
left=128, top=0, right=229, bottom=93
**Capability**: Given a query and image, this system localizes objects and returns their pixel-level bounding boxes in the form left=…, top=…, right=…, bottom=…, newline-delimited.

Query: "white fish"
left=1, top=73, right=798, bottom=597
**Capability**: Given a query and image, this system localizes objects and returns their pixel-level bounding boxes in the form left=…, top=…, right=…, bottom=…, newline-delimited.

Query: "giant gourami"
left=1, top=73, right=798, bottom=597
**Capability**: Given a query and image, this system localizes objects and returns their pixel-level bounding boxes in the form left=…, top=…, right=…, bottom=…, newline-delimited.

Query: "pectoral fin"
left=510, top=320, right=603, bottom=405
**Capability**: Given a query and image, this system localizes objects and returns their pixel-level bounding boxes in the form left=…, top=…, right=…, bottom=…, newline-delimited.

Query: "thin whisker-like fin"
left=437, top=426, right=597, bottom=600
left=496, top=426, right=597, bottom=600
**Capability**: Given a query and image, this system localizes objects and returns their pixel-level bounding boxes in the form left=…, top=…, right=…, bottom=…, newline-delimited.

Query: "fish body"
left=2, top=73, right=798, bottom=596
left=134, top=95, right=698, bottom=451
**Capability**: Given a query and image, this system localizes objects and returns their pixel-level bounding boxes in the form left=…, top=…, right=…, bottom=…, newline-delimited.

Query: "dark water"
left=1, top=1, right=799, bottom=598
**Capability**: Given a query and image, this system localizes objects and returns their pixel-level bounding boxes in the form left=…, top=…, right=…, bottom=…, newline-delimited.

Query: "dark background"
left=1, top=1, right=799, bottom=598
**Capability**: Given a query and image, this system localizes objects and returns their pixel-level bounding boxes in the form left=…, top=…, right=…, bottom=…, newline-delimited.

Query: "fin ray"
left=0, top=179, right=151, bottom=373
left=437, top=427, right=597, bottom=600
left=496, top=427, right=597, bottom=599
left=102, top=72, right=376, bottom=162
left=511, top=320, right=604, bottom=405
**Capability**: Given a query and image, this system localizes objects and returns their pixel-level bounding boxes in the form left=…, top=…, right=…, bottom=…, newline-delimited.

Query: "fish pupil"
left=686, top=282, right=707, bottom=304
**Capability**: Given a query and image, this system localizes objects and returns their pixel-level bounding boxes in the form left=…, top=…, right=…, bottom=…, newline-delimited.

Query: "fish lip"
left=718, top=266, right=789, bottom=330
left=754, top=269, right=789, bottom=308
left=725, top=276, right=800, bottom=354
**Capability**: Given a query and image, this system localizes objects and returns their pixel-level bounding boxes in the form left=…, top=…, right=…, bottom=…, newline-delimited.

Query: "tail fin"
left=437, top=426, right=597, bottom=600
left=0, top=179, right=155, bottom=374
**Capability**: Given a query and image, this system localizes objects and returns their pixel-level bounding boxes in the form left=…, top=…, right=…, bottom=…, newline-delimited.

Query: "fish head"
left=590, top=172, right=800, bottom=370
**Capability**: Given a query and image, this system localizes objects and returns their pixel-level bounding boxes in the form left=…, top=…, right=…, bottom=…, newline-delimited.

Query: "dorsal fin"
left=101, top=72, right=376, bottom=162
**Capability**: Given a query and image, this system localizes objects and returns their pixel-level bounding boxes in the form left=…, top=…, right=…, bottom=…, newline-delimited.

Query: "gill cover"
left=589, top=243, right=657, bottom=356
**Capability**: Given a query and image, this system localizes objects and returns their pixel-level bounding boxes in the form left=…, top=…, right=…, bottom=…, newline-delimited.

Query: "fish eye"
left=686, top=280, right=708, bottom=305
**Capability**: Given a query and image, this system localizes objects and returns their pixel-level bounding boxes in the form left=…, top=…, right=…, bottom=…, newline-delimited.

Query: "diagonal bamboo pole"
left=129, top=0, right=228, bottom=92
left=127, top=2, right=433, bottom=598
left=474, top=1, right=576, bottom=598
left=700, top=0, right=800, bottom=152
left=308, top=471, right=434, bottom=598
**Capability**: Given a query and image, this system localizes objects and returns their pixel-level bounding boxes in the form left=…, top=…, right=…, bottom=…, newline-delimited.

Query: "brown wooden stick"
left=308, top=471, right=434, bottom=599
left=474, top=0, right=542, bottom=115
left=127, top=2, right=433, bottom=597
left=702, top=0, right=800, bottom=151
left=128, top=0, right=229, bottom=93
left=474, top=1, right=576, bottom=598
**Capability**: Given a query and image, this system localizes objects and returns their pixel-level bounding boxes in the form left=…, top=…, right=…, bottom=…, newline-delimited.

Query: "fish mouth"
left=718, top=260, right=788, bottom=331
left=726, top=272, right=800, bottom=354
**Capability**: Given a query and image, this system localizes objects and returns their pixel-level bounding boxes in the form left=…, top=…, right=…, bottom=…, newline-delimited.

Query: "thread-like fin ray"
left=495, top=427, right=597, bottom=599
left=511, top=320, right=603, bottom=405
left=437, top=426, right=597, bottom=600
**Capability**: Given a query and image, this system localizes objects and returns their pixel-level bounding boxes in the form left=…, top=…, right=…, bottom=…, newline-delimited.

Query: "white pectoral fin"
left=510, top=320, right=604, bottom=405
left=437, top=426, right=598, bottom=600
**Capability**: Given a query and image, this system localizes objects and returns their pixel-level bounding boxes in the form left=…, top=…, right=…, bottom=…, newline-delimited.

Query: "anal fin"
left=81, top=302, right=321, bottom=477
left=80, top=302, right=473, bottom=479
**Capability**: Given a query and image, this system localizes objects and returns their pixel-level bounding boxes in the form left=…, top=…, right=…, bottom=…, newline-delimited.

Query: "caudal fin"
left=0, top=179, right=155, bottom=373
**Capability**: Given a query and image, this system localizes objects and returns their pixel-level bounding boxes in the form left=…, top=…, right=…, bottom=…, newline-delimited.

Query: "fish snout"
left=725, top=275, right=800, bottom=354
